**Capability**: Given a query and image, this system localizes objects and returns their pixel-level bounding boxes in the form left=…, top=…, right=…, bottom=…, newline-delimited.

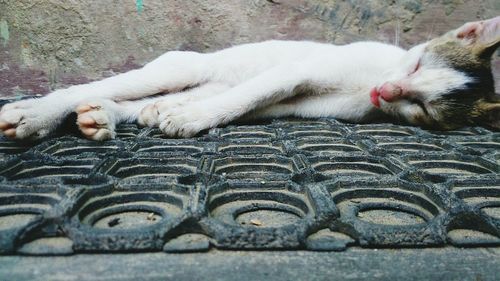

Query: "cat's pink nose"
left=370, top=88, right=381, bottom=107
left=379, top=82, right=403, bottom=102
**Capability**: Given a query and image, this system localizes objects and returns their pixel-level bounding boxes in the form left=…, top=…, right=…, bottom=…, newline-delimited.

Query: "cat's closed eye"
left=408, top=59, right=421, bottom=75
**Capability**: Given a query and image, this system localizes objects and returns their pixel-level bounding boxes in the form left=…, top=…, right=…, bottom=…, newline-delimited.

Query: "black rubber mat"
left=0, top=116, right=498, bottom=254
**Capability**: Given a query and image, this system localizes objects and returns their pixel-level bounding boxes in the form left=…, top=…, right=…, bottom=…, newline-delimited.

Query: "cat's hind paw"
left=138, top=103, right=160, bottom=127
left=76, top=100, right=116, bottom=141
left=157, top=103, right=213, bottom=138
left=0, top=99, right=54, bottom=140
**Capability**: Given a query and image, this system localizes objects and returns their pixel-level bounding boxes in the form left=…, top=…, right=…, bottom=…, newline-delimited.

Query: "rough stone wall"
left=0, top=0, right=498, bottom=97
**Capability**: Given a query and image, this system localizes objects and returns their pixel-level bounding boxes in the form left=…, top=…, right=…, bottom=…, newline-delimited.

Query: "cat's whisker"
left=395, top=21, right=401, bottom=47
left=394, top=0, right=402, bottom=47
left=426, top=19, right=436, bottom=42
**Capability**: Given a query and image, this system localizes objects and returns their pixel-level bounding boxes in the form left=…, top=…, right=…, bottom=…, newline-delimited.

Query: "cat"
left=0, top=17, right=499, bottom=141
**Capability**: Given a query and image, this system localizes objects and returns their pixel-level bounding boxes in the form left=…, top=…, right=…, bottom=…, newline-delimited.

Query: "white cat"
left=0, top=17, right=499, bottom=141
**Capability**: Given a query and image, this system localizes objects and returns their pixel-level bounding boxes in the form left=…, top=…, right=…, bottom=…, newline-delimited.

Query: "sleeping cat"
left=0, top=17, right=499, bottom=141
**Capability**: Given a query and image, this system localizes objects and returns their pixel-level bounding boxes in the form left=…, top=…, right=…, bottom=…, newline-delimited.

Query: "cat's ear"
left=455, top=17, right=500, bottom=57
left=473, top=98, right=500, bottom=130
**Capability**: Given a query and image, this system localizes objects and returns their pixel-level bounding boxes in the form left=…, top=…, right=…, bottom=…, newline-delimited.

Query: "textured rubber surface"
left=0, top=116, right=498, bottom=254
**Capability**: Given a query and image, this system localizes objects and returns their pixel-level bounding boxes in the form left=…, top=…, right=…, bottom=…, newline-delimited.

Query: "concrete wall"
left=0, top=0, right=499, bottom=97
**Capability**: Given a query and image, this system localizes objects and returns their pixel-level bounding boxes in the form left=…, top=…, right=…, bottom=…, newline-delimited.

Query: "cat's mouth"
left=370, top=87, right=381, bottom=108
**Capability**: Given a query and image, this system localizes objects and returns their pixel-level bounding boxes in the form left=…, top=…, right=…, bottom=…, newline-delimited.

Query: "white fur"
left=0, top=39, right=471, bottom=140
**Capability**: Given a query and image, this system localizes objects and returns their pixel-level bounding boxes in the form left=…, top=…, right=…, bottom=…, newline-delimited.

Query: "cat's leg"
left=138, top=82, right=231, bottom=127
left=74, top=81, right=229, bottom=140
left=0, top=51, right=212, bottom=140
left=241, top=103, right=297, bottom=120
left=75, top=82, right=229, bottom=140
left=156, top=62, right=327, bottom=137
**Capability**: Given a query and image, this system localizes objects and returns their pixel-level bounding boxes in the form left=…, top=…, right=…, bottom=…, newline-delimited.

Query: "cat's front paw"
left=0, top=99, right=57, bottom=140
left=76, top=100, right=116, bottom=141
left=157, top=103, right=215, bottom=138
left=138, top=95, right=196, bottom=128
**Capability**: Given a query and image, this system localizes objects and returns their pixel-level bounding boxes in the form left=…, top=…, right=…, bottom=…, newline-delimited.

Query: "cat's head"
left=372, top=16, right=500, bottom=130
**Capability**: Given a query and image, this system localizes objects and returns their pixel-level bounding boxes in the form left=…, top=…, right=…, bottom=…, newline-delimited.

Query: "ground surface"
left=0, top=114, right=498, bottom=279
left=1, top=248, right=499, bottom=281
